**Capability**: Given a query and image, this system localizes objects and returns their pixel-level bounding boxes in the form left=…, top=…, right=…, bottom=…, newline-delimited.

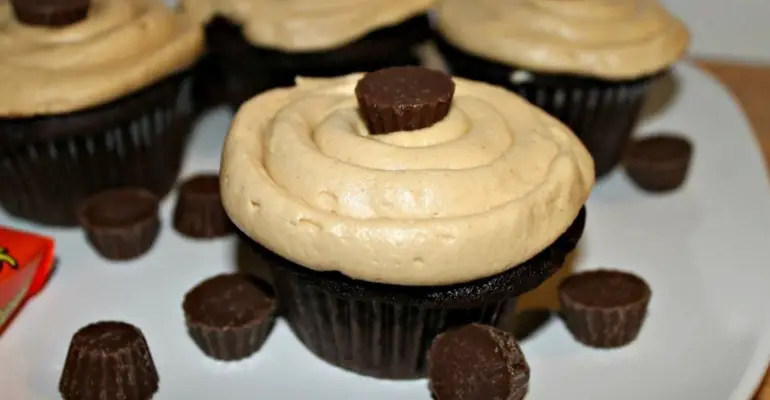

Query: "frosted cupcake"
left=0, top=0, right=203, bottom=225
left=178, top=0, right=434, bottom=109
left=221, top=67, right=594, bottom=379
left=433, top=0, right=690, bottom=177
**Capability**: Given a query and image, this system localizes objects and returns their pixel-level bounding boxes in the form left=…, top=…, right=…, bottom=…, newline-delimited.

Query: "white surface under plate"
left=1, top=62, right=769, bottom=400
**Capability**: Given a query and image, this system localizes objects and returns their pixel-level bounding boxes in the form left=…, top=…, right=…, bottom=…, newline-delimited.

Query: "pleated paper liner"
left=258, top=208, right=586, bottom=380
left=0, top=72, right=194, bottom=226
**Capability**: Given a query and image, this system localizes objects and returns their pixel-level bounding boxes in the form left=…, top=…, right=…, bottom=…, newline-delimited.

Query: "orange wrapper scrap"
left=0, top=226, right=55, bottom=333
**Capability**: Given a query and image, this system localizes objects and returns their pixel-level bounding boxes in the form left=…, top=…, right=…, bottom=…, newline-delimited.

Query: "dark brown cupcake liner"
left=59, top=321, right=159, bottom=400
left=558, top=270, right=651, bottom=348
left=195, top=15, right=432, bottom=110
left=256, top=207, right=586, bottom=379
left=434, top=36, right=662, bottom=178
left=0, top=72, right=193, bottom=226
left=77, top=188, right=161, bottom=261
left=173, top=174, right=233, bottom=239
left=186, top=318, right=277, bottom=361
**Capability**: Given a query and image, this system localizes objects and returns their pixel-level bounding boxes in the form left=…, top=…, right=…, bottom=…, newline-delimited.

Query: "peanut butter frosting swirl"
left=435, top=0, right=690, bottom=79
left=0, top=0, right=204, bottom=116
left=221, top=73, right=594, bottom=286
left=178, top=0, right=434, bottom=52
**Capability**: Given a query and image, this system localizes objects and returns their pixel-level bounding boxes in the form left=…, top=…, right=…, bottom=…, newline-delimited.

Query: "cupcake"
left=178, top=0, right=435, bottom=109
left=433, top=0, right=690, bottom=178
left=220, top=67, right=594, bottom=379
left=0, top=0, right=204, bottom=226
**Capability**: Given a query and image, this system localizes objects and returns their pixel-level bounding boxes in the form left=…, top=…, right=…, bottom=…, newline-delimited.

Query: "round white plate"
left=0, top=62, right=769, bottom=400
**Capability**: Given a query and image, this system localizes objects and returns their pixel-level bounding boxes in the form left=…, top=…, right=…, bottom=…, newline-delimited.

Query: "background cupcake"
left=0, top=0, right=204, bottom=226
left=221, top=67, right=594, bottom=379
left=179, top=0, right=435, bottom=110
left=433, top=0, right=690, bottom=178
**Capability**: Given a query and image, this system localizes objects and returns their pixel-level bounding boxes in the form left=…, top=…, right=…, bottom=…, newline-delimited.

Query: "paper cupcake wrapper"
left=433, top=37, right=660, bottom=178
left=269, top=263, right=517, bottom=380
left=186, top=317, right=277, bottom=361
left=0, top=74, right=193, bottom=226
left=196, top=15, right=431, bottom=110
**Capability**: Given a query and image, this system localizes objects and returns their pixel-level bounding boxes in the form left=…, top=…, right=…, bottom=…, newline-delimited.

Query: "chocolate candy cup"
left=559, top=269, right=652, bottom=348
left=173, top=173, right=233, bottom=239
left=355, top=66, right=455, bottom=134
left=183, top=273, right=277, bottom=361
left=624, top=134, right=694, bottom=193
left=11, top=0, right=91, bottom=27
left=77, top=187, right=160, bottom=261
left=59, top=321, right=159, bottom=400
left=428, top=323, right=530, bottom=400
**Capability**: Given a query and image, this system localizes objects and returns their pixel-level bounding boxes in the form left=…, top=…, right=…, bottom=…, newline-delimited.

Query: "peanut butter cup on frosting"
left=0, top=0, right=204, bottom=226
left=11, top=0, right=91, bottom=26
left=434, top=0, right=691, bottom=178
left=221, top=67, right=594, bottom=379
left=178, top=0, right=434, bottom=110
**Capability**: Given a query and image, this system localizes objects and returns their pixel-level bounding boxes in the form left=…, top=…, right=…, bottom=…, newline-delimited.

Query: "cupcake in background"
left=433, top=0, right=690, bottom=178
left=0, top=0, right=204, bottom=226
left=221, top=67, right=594, bottom=379
left=178, top=0, right=434, bottom=110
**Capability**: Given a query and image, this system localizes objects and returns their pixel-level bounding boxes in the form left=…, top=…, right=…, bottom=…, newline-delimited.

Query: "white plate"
left=0, top=62, right=769, bottom=400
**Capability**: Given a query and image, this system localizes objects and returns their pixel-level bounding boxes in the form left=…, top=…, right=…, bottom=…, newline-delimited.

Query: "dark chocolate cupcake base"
left=434, top=36, right=663, bottom=178
left=0, top=72, right=194, bottom=226
left=194, top=15, right=432, bottom=110
left=255, top=208, right=585, bottom=379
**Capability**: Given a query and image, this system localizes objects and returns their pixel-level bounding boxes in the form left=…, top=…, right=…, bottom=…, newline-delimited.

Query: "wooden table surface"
left=695, top=58, right=770, bottom=400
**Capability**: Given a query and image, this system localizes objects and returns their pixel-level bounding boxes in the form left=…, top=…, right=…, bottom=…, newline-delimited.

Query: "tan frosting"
left=178, top=0, right=434, bottom=52
left=0, top=0, right=204, bottom=116
left=221, top=73, right=594, bottom=286
left=435, top=0, right=690, bottom=79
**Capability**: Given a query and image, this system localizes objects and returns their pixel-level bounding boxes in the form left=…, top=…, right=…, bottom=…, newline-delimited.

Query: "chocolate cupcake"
left=433, top=0, right=691, bottom=178
left=221, top=67, right=594, bottom=379
left=173, top=173, right=233, bottom=238
left=178, top=0, right=434, bottom=110
left=77, top=188, right=161, bottom=261
left=59, top=321, right=159, bottom=400
left=428, top=323, right=530, bottom=400
left=183, top=273, right=277, bottom=361
left=0, top=0, right=204, bottom=226
left=559, top=269, right=652, bottom=348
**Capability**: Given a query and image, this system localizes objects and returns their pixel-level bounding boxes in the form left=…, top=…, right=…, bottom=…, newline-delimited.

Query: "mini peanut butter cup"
left=355, top=66, right=455, bottom=134
left=428, top=323, right=530, bottom=400
left=77, top=187, right=160, bottom=261
left=623, top=134, right=693, bottom=193
left=173, top=174, right=233, bottom=239
left=559, top=269, right=652, bottom=348
left=11, top=0, right=91, bottom=27
left=59, top=321, right=159, bottom=400
left=183, top=273, right=277, bottom=361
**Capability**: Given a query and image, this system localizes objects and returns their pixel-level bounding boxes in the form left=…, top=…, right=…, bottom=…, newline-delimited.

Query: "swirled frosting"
left=435, top=0, right=690, bottom=79
left=0, top=0, right=204, bottom=116
left=221, top=73, right=594, bottom=286
left=178, top=0, right=434, bottom=52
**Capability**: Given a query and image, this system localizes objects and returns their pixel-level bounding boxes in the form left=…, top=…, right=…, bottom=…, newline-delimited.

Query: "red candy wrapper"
left=0, top=226, right=55, bottom=333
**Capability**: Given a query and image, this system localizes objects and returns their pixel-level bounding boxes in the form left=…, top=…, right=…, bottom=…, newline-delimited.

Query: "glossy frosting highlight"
left=221, top=73, right=594, bottom=286
left=178, top=0, right=433, bottom=52
left=435, top=0, right=690, bottom=79
left=0, top=0, right=204, bottom=116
